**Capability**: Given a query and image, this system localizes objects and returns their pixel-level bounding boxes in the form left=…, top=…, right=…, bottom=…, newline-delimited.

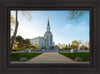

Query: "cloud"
left=60, top=21, right=89, bottom=44
left=64, top=21, right=89, bottom=34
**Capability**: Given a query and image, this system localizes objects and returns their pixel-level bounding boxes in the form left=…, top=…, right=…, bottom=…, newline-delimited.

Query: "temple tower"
left=44, top=17, right=53, bottom=50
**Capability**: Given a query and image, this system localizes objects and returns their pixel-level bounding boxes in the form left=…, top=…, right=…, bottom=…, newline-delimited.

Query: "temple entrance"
left=49, top=46, right=55, bottom=50
left=42, top=46, right=58, bottom=52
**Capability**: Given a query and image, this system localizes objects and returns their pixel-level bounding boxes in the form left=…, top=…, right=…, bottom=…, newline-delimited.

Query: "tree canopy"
left=67, top=11, right=86, bottom=20
left=16, top=35, right=24, bottom=43
left=71, top=40, right=80, bottom=49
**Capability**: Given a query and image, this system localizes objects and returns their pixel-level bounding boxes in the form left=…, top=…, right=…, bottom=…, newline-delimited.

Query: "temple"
left=29, top=17, right=55, bottom=50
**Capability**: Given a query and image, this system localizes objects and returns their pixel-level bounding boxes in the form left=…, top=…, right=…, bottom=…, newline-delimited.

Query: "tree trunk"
left=11, top=10, right=19, bottom=50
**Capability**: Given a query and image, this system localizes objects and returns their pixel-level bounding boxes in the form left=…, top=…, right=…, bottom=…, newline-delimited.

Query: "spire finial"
left=48, top=16, right=49, bottom=20
left=47, top=16, right=50, bottom=31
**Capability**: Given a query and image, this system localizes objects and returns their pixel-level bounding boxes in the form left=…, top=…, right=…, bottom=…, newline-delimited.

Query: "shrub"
left=41, top=47, right=46, bottom=49
left=64, top=48, right=71, bottom=50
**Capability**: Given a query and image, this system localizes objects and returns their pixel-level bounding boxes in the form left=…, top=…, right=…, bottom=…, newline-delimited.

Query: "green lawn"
left=11, top=53, right=42, bottom=61
left=59, top=53, right=90, bottom=61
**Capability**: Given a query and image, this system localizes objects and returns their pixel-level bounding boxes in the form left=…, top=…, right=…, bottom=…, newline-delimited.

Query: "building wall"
left=29, top=37, right=39, bottom=48
left=30, top=37, right=46, bottom=49
left=39, top=37, right=46, bottom=49
left=44, top=31, right=53, bottom=49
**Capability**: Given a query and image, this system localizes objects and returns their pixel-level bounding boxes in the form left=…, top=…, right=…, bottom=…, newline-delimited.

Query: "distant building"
left=29, top=17, right=55, bottom=49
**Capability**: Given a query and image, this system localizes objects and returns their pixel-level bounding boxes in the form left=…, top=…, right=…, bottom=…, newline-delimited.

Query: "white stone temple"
left=29, top=17, right=55, bottom=50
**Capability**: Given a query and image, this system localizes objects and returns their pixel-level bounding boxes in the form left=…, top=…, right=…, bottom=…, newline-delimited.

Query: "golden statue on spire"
left=48, top=16, right=49, bottom=20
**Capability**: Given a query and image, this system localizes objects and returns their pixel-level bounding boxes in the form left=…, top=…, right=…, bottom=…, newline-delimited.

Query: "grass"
left=11, top=53, right=42, bottom=61
left=59, top=52, right=90, bottom=61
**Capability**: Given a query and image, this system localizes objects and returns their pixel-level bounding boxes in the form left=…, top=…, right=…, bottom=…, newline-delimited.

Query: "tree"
left=16, top=35, right=24, bottom=43
left=57, top=43, right=62, bottom=49
left=57, top=43, right=67, bottom=50
left=11, top=37, right=18, bottom=50
left=84, top=41, right=90, bottom=50
left=71, top=40, right=79, bottom=49
left=87, top=41, right=90, bottom=50
left=11, top=11, right=18, bottom=50
left=85, top=41, right=89, bottom=47
left=67, top=11, right=86, bottom=21
left=11, top=35, right=32, bottom=50
left=24, top=39, right=31, bottom=48
left=78, top=40, right=82, bottom=50
left=10, top=15, right=15, bottom=34
left=10, top=35, right=14, bottom=44
left=68, top=44, right=71, bottom=48
left=80, top=45, right=85, bottom=50
left=31, top=46, right=36, bottom=50
left=10, top=11, right=32, bottom=50
left=65, top=44, right=67, bottom=48
left=64, top=44, right=72, bottom=50
left=17, top=39, right=25, bottom=50
left=11, top=15, right=15, bottom=25
left=62, top=43, right=66, bottom=49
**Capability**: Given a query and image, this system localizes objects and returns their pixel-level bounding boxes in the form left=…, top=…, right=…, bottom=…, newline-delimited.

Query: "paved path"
left=27, top=52, right=76, bottom=63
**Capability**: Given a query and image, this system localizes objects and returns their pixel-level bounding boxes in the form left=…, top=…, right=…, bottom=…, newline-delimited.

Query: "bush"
left=64, top=48, right=71, bottom=50
left=41, top=47, right=46, bottom=49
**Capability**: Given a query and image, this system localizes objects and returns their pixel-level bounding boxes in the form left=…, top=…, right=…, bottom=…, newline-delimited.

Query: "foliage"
left=24, top=39, right=31, bottom=48
left=10, top=15, right=15, bottom=26
left=60, top=52, right=89, bottom=61
left=57, top=43, right=66, bottom=49
left=21, top=11, right=32, bottom=21
left=71, top=40, right=79, bottom=49
left=11, top=35, right=32, bottom=50
left=57, top=40, right=89, bottom=50
left=17, top=40, right=24, bottom=48
left=65, top=44, right=67, bottom=48
left=30, top=46, right=36, bottom=50
left=11, top=53, right=42, bottom=61
left=64, top=48, right=71, bottom=50
left=10, top=11, right=32, bottom=50
left=80, top=45, right=88, bottom=50
left=17, top=39, right=31, bottom=50
left=41, top=47, right=46, bottom=49
left=16, top=35, right=24, bottom=42
left=67, top=11, right=86, bottom=20
left=30, top=44, right=39, bottom=50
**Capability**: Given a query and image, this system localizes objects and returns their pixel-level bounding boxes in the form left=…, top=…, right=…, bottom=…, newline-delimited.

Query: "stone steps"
left=42, top=49, right=59, bottom=52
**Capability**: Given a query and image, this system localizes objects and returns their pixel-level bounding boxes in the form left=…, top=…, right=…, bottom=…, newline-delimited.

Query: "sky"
left=11, top=10, right=90, bottom=45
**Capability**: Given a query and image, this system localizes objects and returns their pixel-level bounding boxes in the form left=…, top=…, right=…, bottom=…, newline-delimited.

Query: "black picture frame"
left=8, top=8, right=92, bottom=67
left=0, top=0, right=100, bottom=74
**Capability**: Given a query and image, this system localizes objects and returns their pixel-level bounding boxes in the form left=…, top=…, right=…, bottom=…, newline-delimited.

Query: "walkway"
left=28, top=52, right=76, bottom=63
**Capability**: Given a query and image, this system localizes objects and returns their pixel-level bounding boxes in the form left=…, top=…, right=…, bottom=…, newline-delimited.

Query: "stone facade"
left=30, top=37, right=46, bottom=49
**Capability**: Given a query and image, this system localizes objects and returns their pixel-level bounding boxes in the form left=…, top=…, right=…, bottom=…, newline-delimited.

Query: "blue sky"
left=11, top=10, right=90, bottom=45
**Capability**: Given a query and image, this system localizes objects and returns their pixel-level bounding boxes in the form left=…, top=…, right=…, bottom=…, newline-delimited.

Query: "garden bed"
left=59, top=52, right=90, bottom=61
left=11, top=53, right=42, bottom=61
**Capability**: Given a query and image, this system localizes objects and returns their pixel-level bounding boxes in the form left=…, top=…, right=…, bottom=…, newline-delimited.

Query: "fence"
left=59, top=50, right=89, bottom=53
left=77, top=50, right=89, bottom=52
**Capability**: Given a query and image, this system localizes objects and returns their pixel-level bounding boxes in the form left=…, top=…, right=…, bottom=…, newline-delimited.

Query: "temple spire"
left=48, top=16, right=49, bottom=20
left=47, top=16, right=50, bottom=31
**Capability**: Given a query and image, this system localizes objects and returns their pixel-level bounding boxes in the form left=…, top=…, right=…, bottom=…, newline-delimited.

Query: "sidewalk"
left=27, top=52, right=76, bottom=63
